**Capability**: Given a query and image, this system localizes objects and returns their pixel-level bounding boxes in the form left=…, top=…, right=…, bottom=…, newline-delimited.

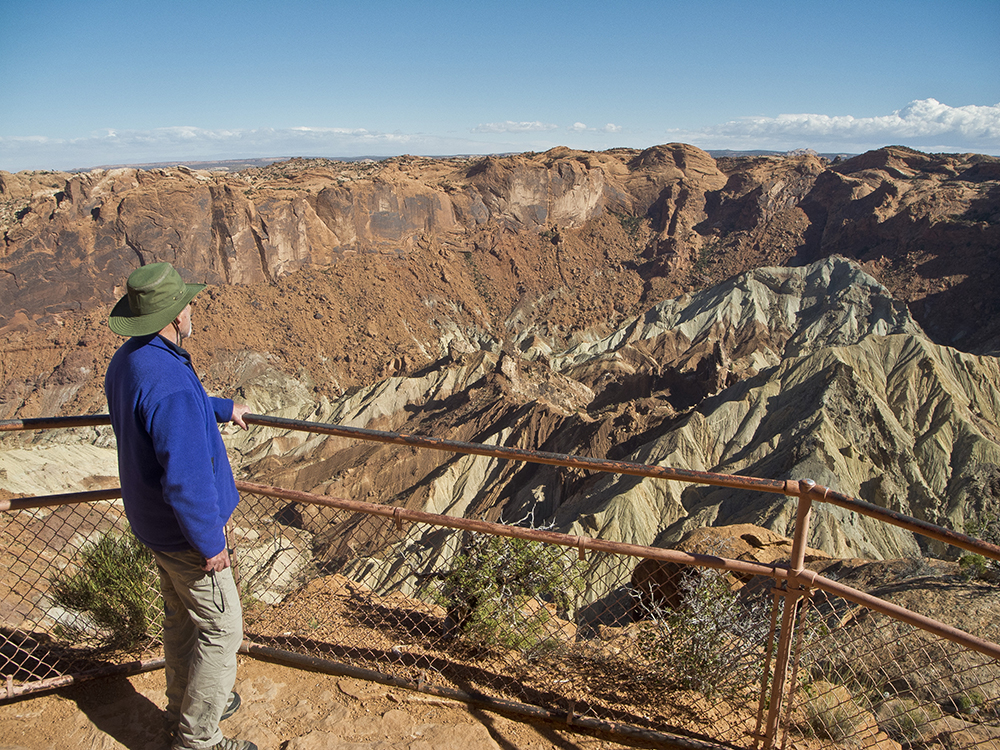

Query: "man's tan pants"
left=153, top=549, right=243, bottom=750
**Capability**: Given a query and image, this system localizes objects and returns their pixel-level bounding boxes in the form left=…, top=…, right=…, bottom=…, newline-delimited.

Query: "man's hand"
left=203, top=548, right=231, bottom=572
left=230, top=403, right=251, bottom=430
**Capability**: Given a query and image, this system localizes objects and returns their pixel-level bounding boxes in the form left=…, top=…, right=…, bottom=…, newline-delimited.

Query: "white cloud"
left=568, top=122, right=622, bottom=134
left=471, top=121, right=558, bottom=134
left=3, top=100, right=998, bottom=172
left=673, top=99, right=1000, bottom=154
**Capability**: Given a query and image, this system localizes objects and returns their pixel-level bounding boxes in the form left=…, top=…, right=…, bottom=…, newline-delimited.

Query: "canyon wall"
left=2, top=145, right=1000, bottom=561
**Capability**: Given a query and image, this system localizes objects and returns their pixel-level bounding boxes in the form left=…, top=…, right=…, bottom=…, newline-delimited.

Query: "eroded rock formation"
left=2, top=145, right=1000, bottom=563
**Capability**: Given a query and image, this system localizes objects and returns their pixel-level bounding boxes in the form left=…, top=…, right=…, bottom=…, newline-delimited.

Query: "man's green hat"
left=108, top=262, right=205, bottom=337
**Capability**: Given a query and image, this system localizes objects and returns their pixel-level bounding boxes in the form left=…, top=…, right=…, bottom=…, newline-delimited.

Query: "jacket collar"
left=141, top=333, right=195, bottom=368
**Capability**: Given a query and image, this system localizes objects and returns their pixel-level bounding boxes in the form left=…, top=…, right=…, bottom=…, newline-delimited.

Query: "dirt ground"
left=0, top=656, right=644, bottom=750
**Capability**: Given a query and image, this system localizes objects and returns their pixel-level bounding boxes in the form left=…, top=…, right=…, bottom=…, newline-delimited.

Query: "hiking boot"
left=166, top=691, right=241, bottom=734
left=221, top=691, right=242, bottom=721
left=207, top=739, right=258, bottom=750
left=172, top=735, right=257, bottom=750
left=172, top=737, right=257, bottom=750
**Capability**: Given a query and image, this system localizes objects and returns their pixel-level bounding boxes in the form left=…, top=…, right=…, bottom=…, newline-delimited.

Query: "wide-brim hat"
left=108, top=262, right=205, bottom=337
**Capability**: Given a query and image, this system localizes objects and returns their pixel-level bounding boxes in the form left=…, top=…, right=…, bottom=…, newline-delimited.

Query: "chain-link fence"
left=3, top=415, right=1000, bottom=750
left=232, top=487, right=780, bottom=747
left=788, top=590, right=1000, bottom=750
left=0, top=492, right=164, bottom=697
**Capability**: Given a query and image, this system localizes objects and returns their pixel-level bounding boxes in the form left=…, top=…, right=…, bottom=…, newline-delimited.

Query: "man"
left=105, top=262, right=257, bottom=750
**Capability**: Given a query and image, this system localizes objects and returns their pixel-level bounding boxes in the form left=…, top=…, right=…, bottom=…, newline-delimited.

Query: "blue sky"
left=1, top=0, right=998, bottom=171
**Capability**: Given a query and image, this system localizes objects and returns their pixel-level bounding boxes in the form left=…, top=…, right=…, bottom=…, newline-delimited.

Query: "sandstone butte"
left=2, top=142, right=1000, bottom=569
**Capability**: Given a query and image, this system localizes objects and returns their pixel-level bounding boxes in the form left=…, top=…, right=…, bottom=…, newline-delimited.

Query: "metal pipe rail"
left=6, top=413, right=996, bottom=562
left=236, top=481, right=1000, bottom=664
left=0, top=415, right=112, bottom=431
left=6, top=480, right=1000, bottom=664
left=4, top=413, right=1000, bottom=750
left=0, top=487, right=122, bottom=512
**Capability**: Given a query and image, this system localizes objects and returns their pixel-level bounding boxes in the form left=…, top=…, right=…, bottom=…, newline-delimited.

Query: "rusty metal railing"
left=6, top=413, right=998, bottom=561
left=2, top=413, right=1000, bottom=750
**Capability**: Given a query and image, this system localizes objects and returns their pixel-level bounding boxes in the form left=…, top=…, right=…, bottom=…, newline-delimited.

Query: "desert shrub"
left=809, top=703, right=859, bottom=741
left=52, top=531, right=161, bottom=649
left=435, top=532, right=583, bottom=659
left=877, top=698, right=942, bottom=744
left=630, top=567, right=772, bottom=699
left=614, top=212, right=647, bottom=244
left=948, top=690, right=985, bottom=715
left=959, top=553, right=989, bottom=581
left=963, top=506, right=1000, bottom=579
left=801, top=683, right=864, bottom=741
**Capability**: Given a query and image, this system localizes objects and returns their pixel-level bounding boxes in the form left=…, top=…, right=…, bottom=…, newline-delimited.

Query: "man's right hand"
left=203, top=548, right=231, bottom=572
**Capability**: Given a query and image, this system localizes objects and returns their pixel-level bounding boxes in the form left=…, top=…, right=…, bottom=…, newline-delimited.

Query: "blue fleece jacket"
left=104, top=334, right=239, bottom=559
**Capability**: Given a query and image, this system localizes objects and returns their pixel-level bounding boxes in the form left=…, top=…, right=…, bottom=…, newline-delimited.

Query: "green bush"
left=959, top=553, right=989, bottom=581
left=614, top=212, right=647, bottom=245
left=52, top=531, right=161, bottom=649
left=952, top=690, right=984, bottom=714
left=964, top=515, right=1000, bottom=578
left=436, top=532, right=583, bottom=659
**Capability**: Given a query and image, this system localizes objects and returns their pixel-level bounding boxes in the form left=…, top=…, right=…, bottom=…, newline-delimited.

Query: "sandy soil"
left=0, top=656, right=643, bottom=750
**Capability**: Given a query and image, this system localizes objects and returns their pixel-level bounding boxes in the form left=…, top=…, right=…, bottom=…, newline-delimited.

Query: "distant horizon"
left=19, top=142, right=1000, bottom=177
left=66, top=146, right=866, bottom=174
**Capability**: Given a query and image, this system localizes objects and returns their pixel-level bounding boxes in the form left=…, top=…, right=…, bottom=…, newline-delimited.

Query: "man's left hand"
left=203, top=548, right=231, bottom=572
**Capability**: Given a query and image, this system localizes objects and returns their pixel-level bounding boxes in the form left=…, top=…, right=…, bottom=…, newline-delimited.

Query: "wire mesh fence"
left=787, top=591, right=1000, bottom=750
left=2, top=483, right=1000, bottom=750
left=0, top=496, right=163, bottom=695
left=232, top=488, right=778, bottom=746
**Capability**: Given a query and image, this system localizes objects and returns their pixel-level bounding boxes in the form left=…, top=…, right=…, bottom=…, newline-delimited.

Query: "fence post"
left=761, top=481, right=814, bottom=748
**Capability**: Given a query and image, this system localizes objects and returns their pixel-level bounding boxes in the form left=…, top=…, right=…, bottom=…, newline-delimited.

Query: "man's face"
left=176, top=303, right=193, bottom=339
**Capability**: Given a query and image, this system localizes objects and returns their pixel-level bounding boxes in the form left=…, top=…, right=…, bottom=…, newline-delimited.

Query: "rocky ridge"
left=215, top=258, right=1000, bottom=570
